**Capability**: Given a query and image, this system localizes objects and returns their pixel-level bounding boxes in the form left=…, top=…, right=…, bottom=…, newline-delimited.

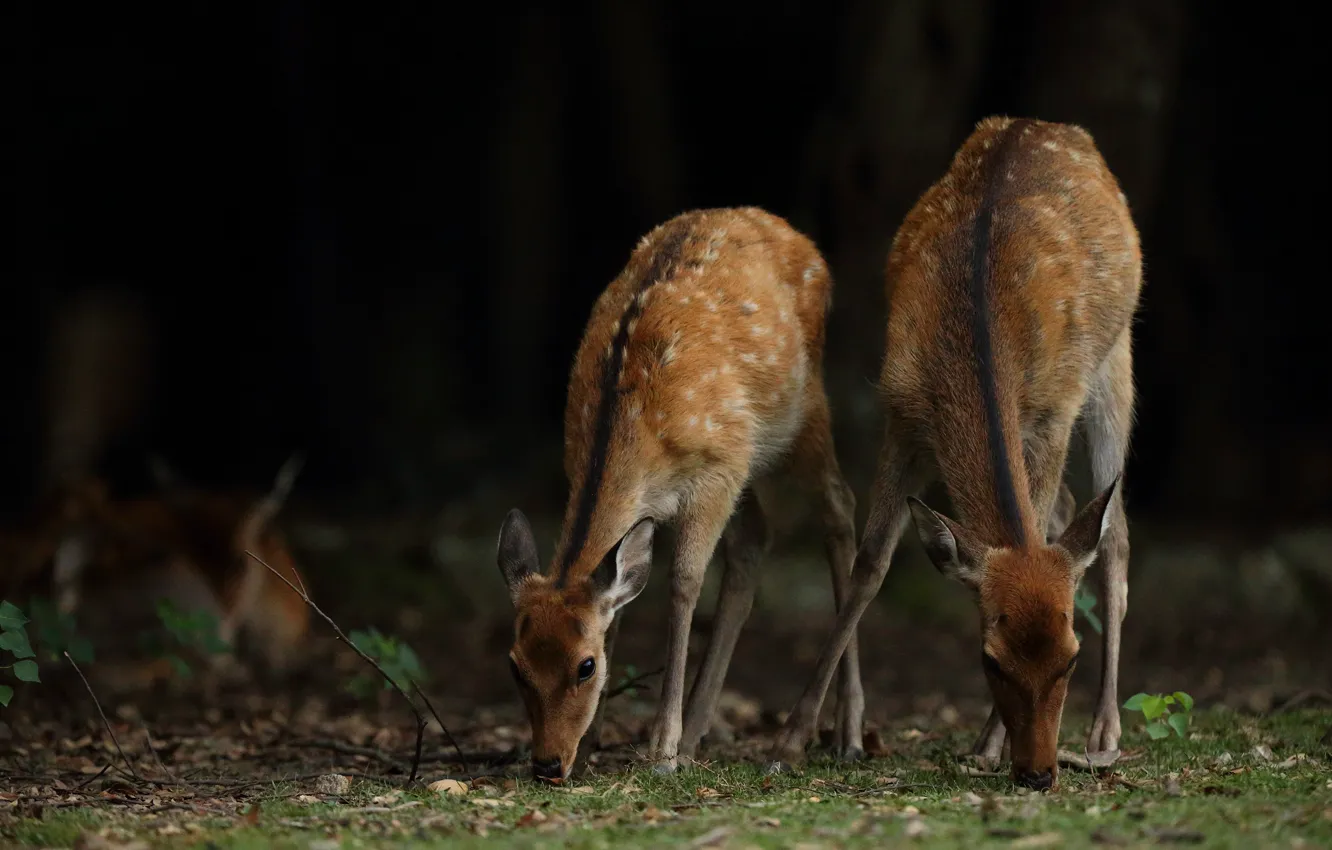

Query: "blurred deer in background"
left=772, top=116, right=1143, bottom=791
left=495, top=207, right=865, bottom=782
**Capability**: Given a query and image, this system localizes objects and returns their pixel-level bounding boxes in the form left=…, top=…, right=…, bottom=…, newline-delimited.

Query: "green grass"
left=7, top=708, right=1331, bottom=849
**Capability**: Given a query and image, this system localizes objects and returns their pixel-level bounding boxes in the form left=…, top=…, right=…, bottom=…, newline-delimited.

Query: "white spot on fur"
left=1022, top=125, right=1033, bottom=136
left=777, top=308, right=789, bottom=324
left=766, top=353, right=777, bottom=365
left=740, top=353, right=757, bottom=364
left=704, top=416, right=717, bottom=432
left=720, top=362, right=733, bottom=375
left=1117, top=191, right=1128, bottom=205
left=770, top=392, right=780, bottom=402
left=751, top=325, right=769, bottom=337
left=741, top=300, right=759, bottom=315
left=680, top=296, right=691, bottom=305
left=1068, top=149, right=1083, bottom=164
left=705, top=299, right=718, bottom=312
left=656, top=410, right=665, bottom=421
left=802, top=263, right=819, bottom=283
left=626, top=400, right=643, bottom=420
left=626, top=319, right=639, bottom=337
left=1062, top=177, right=1076, bottom=190
left=1042, top=140, right=1060, bottom=152
left=776, top=335, right=786, bottom=350
left=685, top=388, right=695, bottom=400
left=664, top=282, right=677, bottom=293
left=688, top=415, right=698, bottom=427
left=583, top=404, right=590, bottom=418
left=1006, top=168, right=1015, bottom=181
left=982, top=138, right=994, bottom=150
left=704, top=368, right=718, bottom=381
left=1055, top=230, right=1070, bottom=243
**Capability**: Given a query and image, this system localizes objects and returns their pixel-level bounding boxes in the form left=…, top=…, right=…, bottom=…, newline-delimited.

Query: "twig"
left=285, top=738, right=411, bottom=772
left=246, top=549, right=429, bottom=785
left=607, top=666, right=665, bottom=700
left=143, top=722, right=200, bottom=794
left=413, top=681, right=468, bottom=772
left=63, top=651, right=143, bottom=783
left=73, top=763, right=112, bottom=790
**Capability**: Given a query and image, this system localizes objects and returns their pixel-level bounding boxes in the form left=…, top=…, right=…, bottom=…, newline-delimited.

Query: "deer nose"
left=532, top=757, right=563, bottom=782
left=1016, top=769, right=1053, bottom=791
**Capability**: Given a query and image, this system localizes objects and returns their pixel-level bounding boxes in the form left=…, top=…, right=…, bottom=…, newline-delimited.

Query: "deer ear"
left=592, top=518, right=655, bottom=612
left=908, top=497, right=985, bottom=590
left=497, top=508, right=541, bottom=605
left=1056, top=477, right=1118, bottom=583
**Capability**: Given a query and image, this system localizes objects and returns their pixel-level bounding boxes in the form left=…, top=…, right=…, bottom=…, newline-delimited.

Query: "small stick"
left=143, top=722, right=200, bottom=794
left=413, top=682, right=468, bottom=772
left=607, top=666, right=665, bottom=700
left=64, top=651, right=143, bottom=783
left=246, top=549, right=429, bottom=785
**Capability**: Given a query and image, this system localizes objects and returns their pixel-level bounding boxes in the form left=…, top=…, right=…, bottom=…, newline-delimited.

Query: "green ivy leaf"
left=1168, top=712, right=1190, bottom=738
left=0, top=601, right=28, bottom=631
left=1173, top=691, right=1194, bottom=712
left=1123, top=693, right=1149, bottom=712
left=1145, top=720, right=1170, bottom=740
left=13, top=659, right=40, bottom=683
left=1141, top=695, right=1168, bottom=721
left=1163, top=695, right=1175, bottom=705
left=68, top=636, right=95, bottom=665
left=0, top=684, right=12, bottom=706
left=0, top=629, right=34, bottom=659
left=168, top=655, right=193, bottom=680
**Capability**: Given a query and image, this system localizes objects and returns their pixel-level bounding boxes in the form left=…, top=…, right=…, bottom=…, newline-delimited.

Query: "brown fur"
left=772, top=117, right=1142, bottom=790
left=499, top=207, right=864, bottom=781
left=0, top=464, right=310, bottom=683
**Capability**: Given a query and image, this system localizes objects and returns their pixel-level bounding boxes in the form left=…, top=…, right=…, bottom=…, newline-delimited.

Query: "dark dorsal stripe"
left=970, top=119, right=1030, bottom=547
left=556, top=223, right=690, bottom=586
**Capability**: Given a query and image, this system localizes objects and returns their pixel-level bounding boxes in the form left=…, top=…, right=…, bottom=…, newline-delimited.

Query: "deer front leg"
left=648, top=482, right=741, bottom=774
left=769, top=430, right=921, bottom=768
left=680, top=490, right=768, bottom=758
left=1086, top=331, right=1134, bottom=755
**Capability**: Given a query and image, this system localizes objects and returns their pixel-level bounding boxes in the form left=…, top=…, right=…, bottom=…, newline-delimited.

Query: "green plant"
left=1124, top=690, right=1194, bottom=740
left=347, top=627, right=425, bottom=698
left=613, top=663, right=645, bottom=697
left=0, top=600, right=42, bottom=706
left=1073, top=580, right=1103, bottom=638
left=26, top=596, right=95, bottom=665
left=140, top=598, right=230, bottom=679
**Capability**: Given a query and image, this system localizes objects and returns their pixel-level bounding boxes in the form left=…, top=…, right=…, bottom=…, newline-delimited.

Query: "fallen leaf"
left=757, top=817, right=781, bottom=827
left=568, top=785, right=596, bottom=794
left=244, top=802, right=261, bottom=825
left=429, top=779, right=469, bottom=796
left=1011, top=833, right=1063, bottom=848
left=516, top=809, right=549, bottom=827
left=689, top=826, right=734, bottom=848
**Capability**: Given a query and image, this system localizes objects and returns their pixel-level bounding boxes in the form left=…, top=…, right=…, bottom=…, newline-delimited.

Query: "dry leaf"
left=1011, top=832, right=1063, bottom=848
left=568, top=785, right=596, bottom=794
left=430, top=779, right=469, bottom=796
left=689, top=826, right=734, bottom=848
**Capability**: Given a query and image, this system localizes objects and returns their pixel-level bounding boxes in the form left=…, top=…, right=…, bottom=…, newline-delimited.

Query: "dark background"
left=8, top=0, right=1330, bottom=534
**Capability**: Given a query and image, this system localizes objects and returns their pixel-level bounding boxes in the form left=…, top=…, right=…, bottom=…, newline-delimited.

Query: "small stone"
left=315, top=774, right=351, bottom=795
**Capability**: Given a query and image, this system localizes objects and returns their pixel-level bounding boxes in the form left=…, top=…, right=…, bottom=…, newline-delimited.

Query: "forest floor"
left=2, top=706, right=1330, bottom=849
left=3, top=508, right=1332, bottom=847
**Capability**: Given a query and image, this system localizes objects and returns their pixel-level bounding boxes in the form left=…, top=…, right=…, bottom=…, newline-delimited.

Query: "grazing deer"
left=770, top=116, right=1142, bottom=791
left=37, top=455, right=311, bottom=680
left=496, top=207, right=864, bottom=782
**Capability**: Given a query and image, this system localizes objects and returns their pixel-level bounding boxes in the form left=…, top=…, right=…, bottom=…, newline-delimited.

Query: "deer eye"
left=577, top=657, right=596, bottom=682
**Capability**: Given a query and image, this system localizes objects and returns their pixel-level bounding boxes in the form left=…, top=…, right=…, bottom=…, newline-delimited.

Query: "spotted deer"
left=770, top=116, right=1142, bottom=791
left=496, top=207, right=864, bottom=782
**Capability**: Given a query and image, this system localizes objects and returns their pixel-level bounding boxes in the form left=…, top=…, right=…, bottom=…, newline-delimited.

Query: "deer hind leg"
left=1085, top=331, right=1134, bottom=755
left=679, top=488, right=769, bottom=759
left=770, top=419, right=925, bottom=768
left=647, top=476, right=744, bottom=774
left=785, top=388, right=865, bottom=760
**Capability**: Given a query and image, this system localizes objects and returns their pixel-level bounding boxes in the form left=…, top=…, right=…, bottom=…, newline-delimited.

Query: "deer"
left=33, top=454, right=312, bottom=683
left=769, top=116, right=1143, bottom=791
left=495, top=207, right=865, bottom=783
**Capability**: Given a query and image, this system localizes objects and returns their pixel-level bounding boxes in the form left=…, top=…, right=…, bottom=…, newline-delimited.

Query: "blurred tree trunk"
left=1015, top=0, right=1187, bottom=236
left=800, top=0, right=993, bottom=491
left=488, top=10, right=567, bottom=434
left=595, top=0, right=685, bottom=220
